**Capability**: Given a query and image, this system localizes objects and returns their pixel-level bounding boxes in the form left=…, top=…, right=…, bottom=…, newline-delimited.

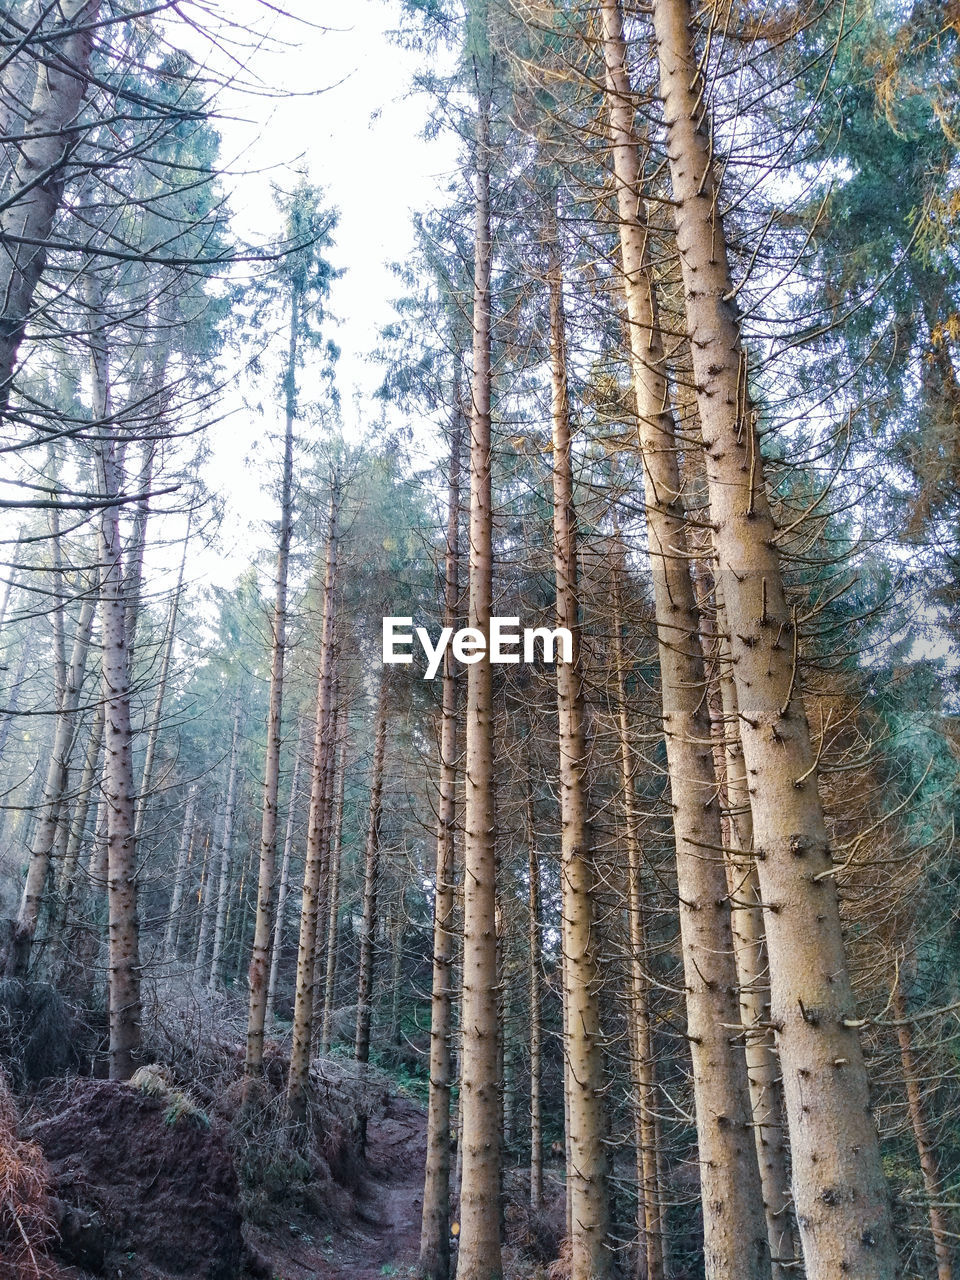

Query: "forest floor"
left=249, top=1090, right=429, bottom=1280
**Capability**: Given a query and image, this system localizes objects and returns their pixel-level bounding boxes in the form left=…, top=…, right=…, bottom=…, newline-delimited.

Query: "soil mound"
left=29, top=1077, right=244, bottom=1280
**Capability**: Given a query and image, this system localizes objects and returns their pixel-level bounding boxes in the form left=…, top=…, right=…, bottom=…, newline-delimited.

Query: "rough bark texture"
left=546, top=192, right=611, bottom=1280
left=286, top=481, right=339, bottom=1124
left=355, top=681, right=388, bottom=1064
left=456, top=56, right=502, bottom=1280
left=599, top=4, right=769, bottom=1273
left=0, top=0, right=99, bottom=412
left=650, top=0, right=897, bottom=1273
left=420, top=415, right=461, bottom=1280
left=245, top=297, right=299, bottom=1086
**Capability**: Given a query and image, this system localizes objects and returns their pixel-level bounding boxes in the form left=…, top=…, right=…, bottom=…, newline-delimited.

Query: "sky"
left=194, top=0, right=459, bottom=581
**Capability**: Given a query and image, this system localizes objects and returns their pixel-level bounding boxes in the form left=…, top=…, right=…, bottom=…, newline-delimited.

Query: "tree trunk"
left=12, top=580, right=96, bottom=972
left=546, top=188, right=611, bottom=1280
left=90, top=274, right=141, bottom=1082
left=526, top=778, right=543, bottom=1210
left=355, top=679, right=388, bottom=1064
left=891, top=979, right=953, bottom=1280
left=0, top=0, right=100, bottom=413
left=456, top=44, right=502, bottom=1280
left=610, top=557, right=665, bottom=1280
left=598, top=4, right=769, bottom=1273
left=650, top=1, right=897, bottom=1272
left=266, top=717, right=306, bottom=1029
left=286, top=478, right=340, bottom=1124
left=56, top=699, right=104, bottom=928
left=320, top=735, right=347, bottom=1053
left=209, top=692, right=243, bottom=990
left=162, top=784, right=197, bottom=964
left=245, top=291, right=299, bottom=1086
left=421, top=411, right=462, bottom=1280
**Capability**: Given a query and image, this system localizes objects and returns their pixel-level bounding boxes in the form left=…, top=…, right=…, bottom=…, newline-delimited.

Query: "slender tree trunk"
left=209, top=693, right=243, bottom=990
left=12, top=583, right=96, bottom=972
left=456, top=44, right=502, bottom=1280
left=89, top=274, right=141, bottom=1082
left=355, top=680, right=388, bottom=1064
left=48, top=473, right=66, bottom=714
left=598, top=5, right=769, bottom=1273
left=287, top=479, right=340, bottom=1124
left=650, top=1, right=897, bottom=1272
left=421, top=412, right=462, bottom=1280
left=162, top=784, right=197, bottom=964
left=611, top=558, right=665, bottom=1280
left=134, top=517, right=189, bottom=840
left=0, top=0, right=100, bottom=413
left=246, top=294, right=299, bottom=1086
left=0, top=644, right=29, bottom=766
left=312, top=699, right=339, bottom=1028
left=526, top=778, right=543, bottom=1210
left=546, top=189, right=610, bottom=1280
left=121, top=440, right=155, bottom=668
left=57, top=699, right=104, bottom=927
left=266, top=717, right=305, bottom=1028
left=891, top=980, right=953, bottom=1280
left=195, top=831, right=216, bottom=970
left=320, top=736, right=347, bottom=1053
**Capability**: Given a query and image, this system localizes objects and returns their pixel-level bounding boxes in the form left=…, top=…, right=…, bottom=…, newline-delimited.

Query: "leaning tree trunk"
left=598, top=4, right=769, bottom=1273
left=545, top=189, right=611, bottom=1280
left=0, top=0, right=100, bottom=414
left=89, top=271, right=141, bottom=1082
left=456, top=46, right=502, bottom=1280
left=12, top=580, right=96, bottom=974
left=286, top=479, right=340, bottom=1124
left=649, top=1, right=897, bottom=1273
left=56, top=699, right=104, bottom=928
left=209, top=692, right=243, bottom=991
left=245, top=291, right=299, bottom=1088
left=420, top=410, right=462, bottom=1280
left=355, top=680, right=388, bottom=1064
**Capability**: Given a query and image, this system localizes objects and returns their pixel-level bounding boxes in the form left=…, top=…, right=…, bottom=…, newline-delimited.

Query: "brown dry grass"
left=0, top=1070, right=56, bottom=1279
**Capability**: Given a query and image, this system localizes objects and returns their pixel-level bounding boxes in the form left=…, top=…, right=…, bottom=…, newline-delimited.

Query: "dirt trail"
left=259, top=1092, right=429, bottom=1280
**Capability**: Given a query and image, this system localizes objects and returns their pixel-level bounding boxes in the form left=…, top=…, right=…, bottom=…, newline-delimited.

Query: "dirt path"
left=258, top=1092, right=428, bottom=1280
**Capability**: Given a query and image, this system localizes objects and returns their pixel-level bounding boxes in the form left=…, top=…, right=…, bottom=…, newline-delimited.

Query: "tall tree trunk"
left=312, top=700, right=339, bottom=1028
left=134, top=515, right=190, bottom=840
left=0, top=0, right=100, bottom=414
left=456, top=42, right=502, bottom=1280
left=89, top=271, right=141, bottom=1081
left=286, top=478, right=340, bottom=1124
left=420, top=410, right=462, bottom=1280
left=891, top=979, right=953, bottom=1280
left=526, top=777, right=543, bottom=1210
left=0, top=644, right=29, bottom=766
left=162, top=784, right=197, bottom=964
left=598, top=4, right=769, bottom=1273
left=355, top=679, right=388, bottom=1064
left=320, top=734, right=347, bottom=1053
left=650, top=1, right=897, bottom=1272
left=12, top=579, right=96, bottom=972
left=57, top=699, right=104, bottom=928
left=209, top=692, right=243, bottom=990
left=266, top=717, right=305, bottom=1029
left=546, top=189, right=610, bottom=1280
left=245, top=292, right=299, bottom=1086
left=610, top=558, right=665, bottom=1280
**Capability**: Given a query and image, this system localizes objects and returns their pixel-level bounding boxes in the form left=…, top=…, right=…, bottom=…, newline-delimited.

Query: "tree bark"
left=420, top=411, right=462, bottom=1280
left=245, top=290, right=299, bottom=1086
left=355, top=679, right=388, bottom=1064
left=0, top=0, right=100, bottom=414
left=266, top=716, right=306, bottom=1029
left=526, top=777, right=543, bottom=1210
left=650, top=0, right=897, bottom=1272
left=598, top=4, right=769, bottom=1273
left=286, top=478, right=340, bottom=1124
left=456, top=41, right=502, bottom=1279
left=320, top=735, right=347, bottom=1053
left=162, top=784, right=196, bottom=964
left=56, top=699, right=104, bottom=929
left=209, top=691, right=243, bottom=990
left=546, top=189, right=611, bottom=1280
